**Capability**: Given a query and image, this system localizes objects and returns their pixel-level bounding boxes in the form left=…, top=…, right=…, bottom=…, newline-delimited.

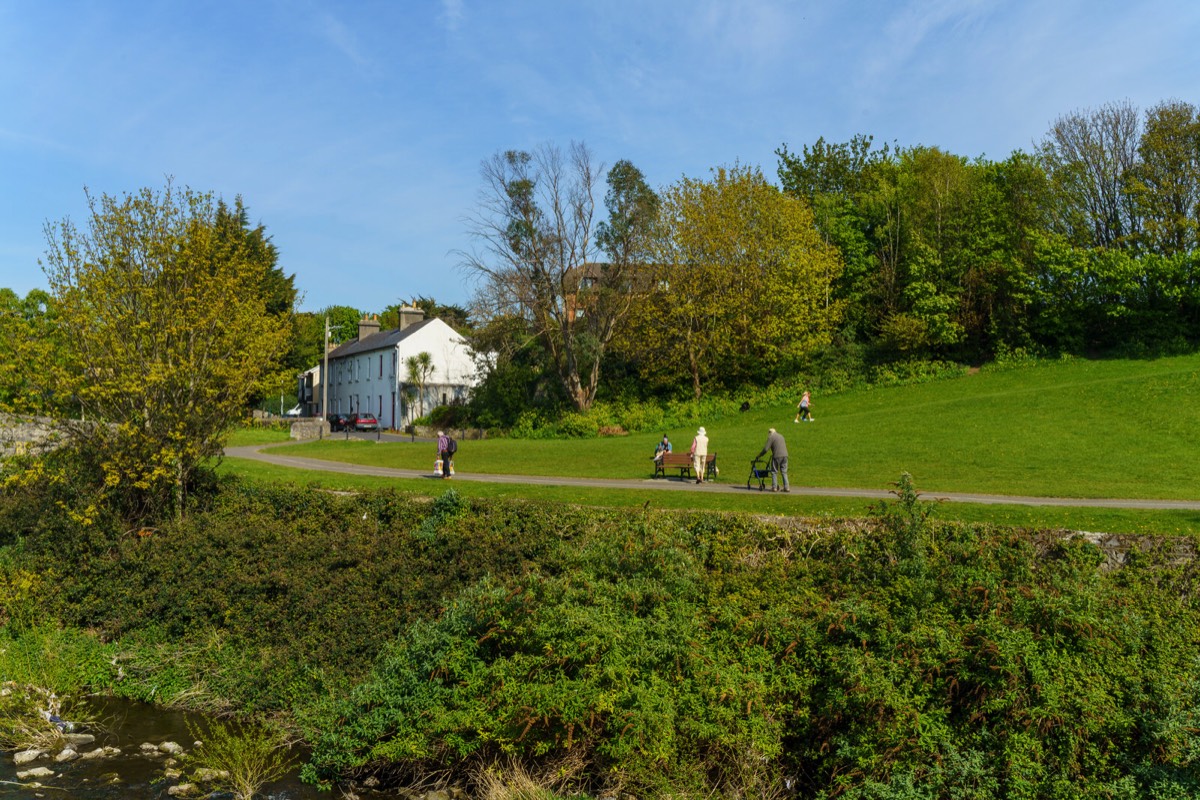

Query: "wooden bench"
left=654, top=451, right=718, bottom=481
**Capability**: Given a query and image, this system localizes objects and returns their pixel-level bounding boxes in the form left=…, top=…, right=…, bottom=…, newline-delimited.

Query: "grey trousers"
left=771, top=456, right=789, bottom=490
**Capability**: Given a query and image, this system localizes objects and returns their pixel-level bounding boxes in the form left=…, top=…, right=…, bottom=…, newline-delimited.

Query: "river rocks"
left=13, top=748, right=44, bottom=764
left=167, top=782, right=201, bottom=797
left=63, top=732, right=96, bottom=746
left=16, top=766, right=56, bottom=780
left=194, top=766, right=231, bottom=782
left=79, top=745, right=121, bottom=760
left=54, top=747, right=79, bottom=762
left=159, top=740, right=185, bottom=756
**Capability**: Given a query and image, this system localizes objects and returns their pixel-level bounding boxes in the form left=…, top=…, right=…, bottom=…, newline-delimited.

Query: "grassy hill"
left=263, top=354, right=1200, bottom=498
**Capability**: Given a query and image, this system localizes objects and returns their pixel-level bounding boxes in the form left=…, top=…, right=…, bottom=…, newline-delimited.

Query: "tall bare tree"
left=1039, top=100, right=1142, bottom=249
left=459, top=142, right=655, bottom=411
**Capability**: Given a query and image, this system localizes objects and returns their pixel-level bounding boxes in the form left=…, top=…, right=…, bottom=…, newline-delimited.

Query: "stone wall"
left=289, top=419, right=331, bottom=441
left=0, top=413, right=68, bottom=459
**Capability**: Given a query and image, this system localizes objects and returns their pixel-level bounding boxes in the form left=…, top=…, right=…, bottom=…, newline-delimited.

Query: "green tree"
left=464, top=313, right=560, bottom=428
left=955, top=153, right=1049, bottom=355
left=287, top=311, right=326, bottom=375
left=0, top=289, right=62, bottom=414
left=380, top=296, right=472, bottom=334
left=777, top=135, right=890, bottom=339
left=627, top=165, right=843, bottom=397
left=212, top=198, right=298, bottom=409
left=318, top=305, right=362, bottom=345
left=1128, top=100, right=1200, bottom=255
left=459, top=143, right=655, bottom=411
left=39, top=181, right=290, bottom=520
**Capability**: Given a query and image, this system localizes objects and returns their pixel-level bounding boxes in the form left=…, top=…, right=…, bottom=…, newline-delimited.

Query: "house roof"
left=327, top=318, right=443, bottom=360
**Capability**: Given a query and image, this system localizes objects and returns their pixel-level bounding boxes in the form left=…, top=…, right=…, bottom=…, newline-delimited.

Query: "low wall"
left=0, top=414, right=68, bottom=459
left=289, top=419, right=330, bottom=441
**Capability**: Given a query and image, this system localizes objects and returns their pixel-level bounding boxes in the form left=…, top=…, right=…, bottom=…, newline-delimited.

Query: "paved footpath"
left=224, top=444, right=1200, bottom=511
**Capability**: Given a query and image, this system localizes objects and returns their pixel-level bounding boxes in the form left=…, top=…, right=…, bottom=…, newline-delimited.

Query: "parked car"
left=350, top=413, right=379, bottom=432
left=327, top=413, right=350, bottom=432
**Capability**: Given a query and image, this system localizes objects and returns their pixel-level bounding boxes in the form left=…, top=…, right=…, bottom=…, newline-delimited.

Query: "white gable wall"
left=395, top=319, right=477, bottom=425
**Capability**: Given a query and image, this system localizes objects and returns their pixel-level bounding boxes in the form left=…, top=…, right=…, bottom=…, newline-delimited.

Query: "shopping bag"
left=434, top=458, right=443, bottom=476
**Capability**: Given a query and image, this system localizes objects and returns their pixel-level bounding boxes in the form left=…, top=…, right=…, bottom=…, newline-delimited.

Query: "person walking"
left=689, top=426, right=709, bottom=484
left=756, top=427, right=790, bottom=492
left=794, top=391, right=813, bottom=423
left=436, top=430, right=454, bottom=479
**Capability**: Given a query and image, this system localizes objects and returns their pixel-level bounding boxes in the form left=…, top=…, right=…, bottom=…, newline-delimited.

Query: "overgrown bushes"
left=3, top=471, right=1199, bottom=798
left=296, top=483, right=1200, bottom=798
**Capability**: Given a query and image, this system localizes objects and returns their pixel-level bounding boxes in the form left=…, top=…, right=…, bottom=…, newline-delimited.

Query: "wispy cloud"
left=859, top=0, right=995, bottom=87
left=440, top=0, right=465, bottom=32
left=316, top=11, right=370, bottom=69
left=686, top=0, right=796, bottom=68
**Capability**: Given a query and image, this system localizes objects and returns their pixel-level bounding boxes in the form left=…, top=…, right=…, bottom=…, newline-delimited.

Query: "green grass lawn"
left=220, top=458, right=1200, bottom=536
left=219, top=354, right=1200, bottom=535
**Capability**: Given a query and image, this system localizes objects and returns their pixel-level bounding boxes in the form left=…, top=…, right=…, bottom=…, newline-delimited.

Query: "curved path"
left=224, top=444, right=1200, bottom=511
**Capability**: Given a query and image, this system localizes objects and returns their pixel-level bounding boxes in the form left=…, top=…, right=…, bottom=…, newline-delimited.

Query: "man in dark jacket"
left=436, top=430, right=453, bottom=479
left=756, top=427, right=789, bottom=492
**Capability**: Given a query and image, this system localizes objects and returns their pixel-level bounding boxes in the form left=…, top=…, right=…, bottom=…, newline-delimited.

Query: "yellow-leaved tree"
left=0, top=289, right=61, bottom=415
left=40, top=182, right=291, bottom=520
left=625, top=165, right=844, bottom=398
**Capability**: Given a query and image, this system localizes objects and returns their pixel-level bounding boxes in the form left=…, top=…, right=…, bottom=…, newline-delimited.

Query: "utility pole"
left=321, top=315, right=331, bottom=426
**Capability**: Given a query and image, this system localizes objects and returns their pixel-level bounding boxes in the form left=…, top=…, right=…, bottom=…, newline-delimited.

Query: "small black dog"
left=739, top=401, right=750, bottom=412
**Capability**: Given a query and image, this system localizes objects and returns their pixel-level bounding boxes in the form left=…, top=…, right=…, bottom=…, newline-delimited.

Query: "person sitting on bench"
left=652, top=434, right=672, bottom=464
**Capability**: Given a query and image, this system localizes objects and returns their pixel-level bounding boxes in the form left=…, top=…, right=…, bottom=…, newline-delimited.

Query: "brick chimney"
left=398, top=306, right=425, bottom=331
left=357, top=313, right=381, bottom=341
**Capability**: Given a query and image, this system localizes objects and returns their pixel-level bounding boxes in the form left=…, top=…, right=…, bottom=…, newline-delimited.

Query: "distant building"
left=299, top=308, right=478, bottom=429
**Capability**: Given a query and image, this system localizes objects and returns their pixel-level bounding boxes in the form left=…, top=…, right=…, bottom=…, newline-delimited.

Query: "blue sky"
left=2, top=1, right=1197, bottom=313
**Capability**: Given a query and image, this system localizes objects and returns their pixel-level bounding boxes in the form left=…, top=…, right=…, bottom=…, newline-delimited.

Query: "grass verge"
left=217, top=458, right=1200, bottom=535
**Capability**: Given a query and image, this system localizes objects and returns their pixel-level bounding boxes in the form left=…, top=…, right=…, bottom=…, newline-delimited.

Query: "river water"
left=0, top=697, right=327, bottom=799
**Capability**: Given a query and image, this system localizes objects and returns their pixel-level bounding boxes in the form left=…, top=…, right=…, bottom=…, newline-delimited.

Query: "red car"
left=350, top=413, right=379, bottom=432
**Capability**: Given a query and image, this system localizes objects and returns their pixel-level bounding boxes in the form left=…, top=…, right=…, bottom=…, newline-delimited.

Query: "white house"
left=305, top=309, right=478, bottom=429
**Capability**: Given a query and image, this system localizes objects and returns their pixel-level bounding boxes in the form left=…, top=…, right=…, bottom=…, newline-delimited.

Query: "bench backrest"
left=663, top=452, right=714, bottom=464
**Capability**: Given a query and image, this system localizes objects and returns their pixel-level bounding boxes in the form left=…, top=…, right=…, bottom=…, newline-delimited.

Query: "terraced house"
left=304, top=308, right=477, bottom=430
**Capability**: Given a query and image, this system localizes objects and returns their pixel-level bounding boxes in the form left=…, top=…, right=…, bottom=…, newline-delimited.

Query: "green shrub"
left=7, top=465, right=1200, bottom=798
left=614, top=401, right=665, bottom=433
left=555, top=412, right=597, bottom=438
left=869, top=358, right=967, bottom=386
left=187, top=716, right=297, bottom=800
left=300, top=487, right=1200, bottom=798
